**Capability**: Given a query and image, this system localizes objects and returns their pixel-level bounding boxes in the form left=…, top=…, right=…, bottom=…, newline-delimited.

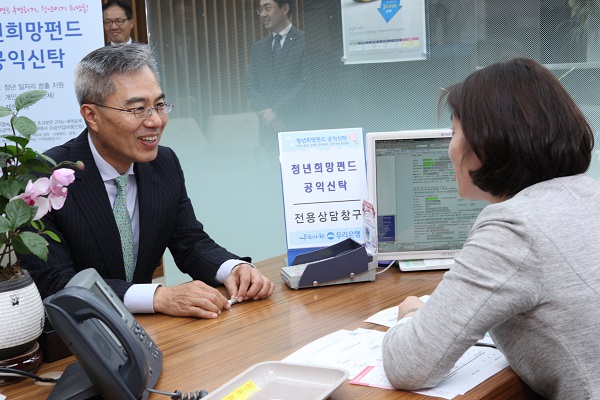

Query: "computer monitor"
left=365, top=129, right=488, bottom=271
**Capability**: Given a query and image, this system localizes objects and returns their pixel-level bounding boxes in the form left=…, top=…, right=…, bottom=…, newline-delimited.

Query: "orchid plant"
left=0, top=90, right=82, bottom=282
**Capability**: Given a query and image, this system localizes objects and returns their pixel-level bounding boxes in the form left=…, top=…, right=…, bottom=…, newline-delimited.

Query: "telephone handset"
left=44, top=268, right=162, bottom=400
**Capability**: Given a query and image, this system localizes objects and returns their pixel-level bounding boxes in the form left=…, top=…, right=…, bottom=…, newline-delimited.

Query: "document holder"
left=281, top=238, right=376, bottom=289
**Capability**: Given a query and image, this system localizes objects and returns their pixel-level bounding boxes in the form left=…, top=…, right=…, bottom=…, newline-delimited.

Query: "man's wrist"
left=232, top=262, right=256, bottom=272
left=124, top=283, right=163, bottom=314
left=216, top=259, right=254, bottom=283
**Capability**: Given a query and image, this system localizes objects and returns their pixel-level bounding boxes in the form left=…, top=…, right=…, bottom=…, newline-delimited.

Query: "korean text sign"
left=1, top=1, right=103, bottom=152
left=279, top=128, right=368, bottom=262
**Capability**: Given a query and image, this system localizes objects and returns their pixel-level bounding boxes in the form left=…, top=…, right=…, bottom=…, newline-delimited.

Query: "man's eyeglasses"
left=93, top=103, right=174, bottom=119
left=256, top=5, right=273, bottom=14
left=103, top=18, right=129, bottom=27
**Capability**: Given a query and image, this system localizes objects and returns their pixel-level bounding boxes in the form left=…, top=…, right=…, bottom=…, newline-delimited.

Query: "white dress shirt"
left=110, top=38, right=133, bottom=45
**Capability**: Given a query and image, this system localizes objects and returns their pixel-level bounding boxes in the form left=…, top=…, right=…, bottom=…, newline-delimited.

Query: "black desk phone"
left=43, top=268, right=162, bottom=400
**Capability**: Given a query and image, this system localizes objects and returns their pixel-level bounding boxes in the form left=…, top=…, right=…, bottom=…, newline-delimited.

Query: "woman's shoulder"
left=475, top=174, right=600, bottom=237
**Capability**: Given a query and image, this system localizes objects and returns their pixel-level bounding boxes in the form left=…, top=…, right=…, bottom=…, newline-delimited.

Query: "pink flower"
left=11, top=177, right=51, bottom=220
left=46, top=169, right=75, bottom=210
left=48, top=184, right=68, bottom=210
left=50, top=168, right=75, bottom=187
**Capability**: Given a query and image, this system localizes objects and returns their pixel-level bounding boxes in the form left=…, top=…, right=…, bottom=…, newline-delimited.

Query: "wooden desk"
left=1, top=256, right=541, bottom=399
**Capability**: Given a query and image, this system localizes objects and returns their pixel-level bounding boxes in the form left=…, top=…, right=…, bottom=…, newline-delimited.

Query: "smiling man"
left=245, top=0, right=306, bottom=150
left=102, top=0, right=136, bottom=45
left=19, top=45, right=275, bottom=318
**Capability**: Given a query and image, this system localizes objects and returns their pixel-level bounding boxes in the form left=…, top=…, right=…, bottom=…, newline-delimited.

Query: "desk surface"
left=1, top=256, right=542, bottom=399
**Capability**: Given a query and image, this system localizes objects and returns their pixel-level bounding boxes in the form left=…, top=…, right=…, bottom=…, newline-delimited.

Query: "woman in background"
left=382, top=58, right=600, bottom=399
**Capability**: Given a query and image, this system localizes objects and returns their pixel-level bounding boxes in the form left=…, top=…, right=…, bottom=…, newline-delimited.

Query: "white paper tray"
left=203, top=361, right=348, bottom=400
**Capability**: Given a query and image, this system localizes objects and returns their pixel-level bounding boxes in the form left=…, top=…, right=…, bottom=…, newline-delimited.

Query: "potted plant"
left=0, top=90, right=81, bottom=384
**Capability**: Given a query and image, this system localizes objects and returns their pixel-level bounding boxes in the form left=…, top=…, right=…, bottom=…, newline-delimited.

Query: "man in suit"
left=19, top=45, right=275, bottom=318
left=103, top=0, right=136, bottom=45
left=245, top=0, right=306, bottom=149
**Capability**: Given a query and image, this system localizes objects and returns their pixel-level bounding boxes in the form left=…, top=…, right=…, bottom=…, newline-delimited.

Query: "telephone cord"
left=0, top=367, right=60, bottom=383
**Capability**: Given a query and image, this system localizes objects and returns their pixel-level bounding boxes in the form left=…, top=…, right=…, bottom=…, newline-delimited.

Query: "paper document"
left=283, top=328, right=384, bottom=378
left=283, top=326, right=508, bottom=399
left=350, top=344, right=508, bottom=399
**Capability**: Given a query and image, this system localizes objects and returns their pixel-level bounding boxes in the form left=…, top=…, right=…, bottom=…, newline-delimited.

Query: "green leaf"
left=0, top=179, right=24, bottom=200
left=0, top=215, right=12, bottom=234
left=39, top=153, right=57, bottom=167
left=0, top=151, right=13, bottom=166
left=0, top=233, right=8, bottom=247
left=13, top=232, right=48, bottom=261
left=0, top=144, right=17, bottom=157
left=19, top=158, right=52, bottom=174
left=10, top=235, right=30, bottom=255
left=13, top=174, right=36, bottom=188
left=5, top=199, right=35, bottom=229
left=0, top=106, right=12, bottom=118
left=14, top=148, right=38, bottom=163
left=2, top=135, right=30, bottom=148
left=11, top=116, right=37, bottom=138
left=12, top=232, right=49, bottom=261
left=43, top=230, right=60, bottom=242
left=15, top=90, right=47, bottom=111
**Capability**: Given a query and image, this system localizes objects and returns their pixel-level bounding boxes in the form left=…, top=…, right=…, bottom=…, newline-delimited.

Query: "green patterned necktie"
left=113, top=175, right=135, bottom=282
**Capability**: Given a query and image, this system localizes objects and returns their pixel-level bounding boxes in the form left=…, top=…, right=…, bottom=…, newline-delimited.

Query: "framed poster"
left=341, top=0, right=427, bottom=64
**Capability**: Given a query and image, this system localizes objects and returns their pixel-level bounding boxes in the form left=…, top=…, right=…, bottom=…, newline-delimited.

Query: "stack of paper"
left=283, top=305, right=508, bottom=400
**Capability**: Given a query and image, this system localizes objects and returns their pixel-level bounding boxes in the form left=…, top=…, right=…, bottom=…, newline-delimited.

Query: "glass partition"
left=145, top=0, right=600, bottom=284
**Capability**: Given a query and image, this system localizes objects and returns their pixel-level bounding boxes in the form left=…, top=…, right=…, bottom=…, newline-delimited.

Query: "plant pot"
left=0, top=268, right=45, bottom=364
left=0, top=341, right=42, bottom=386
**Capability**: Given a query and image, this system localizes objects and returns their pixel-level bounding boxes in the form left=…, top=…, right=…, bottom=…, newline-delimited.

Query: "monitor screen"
left=366, top=129, right=488, bottom=267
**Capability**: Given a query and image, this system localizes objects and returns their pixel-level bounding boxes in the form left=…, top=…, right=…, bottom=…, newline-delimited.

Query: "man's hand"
left=153, top=281, right=230, bottom=318
left=224, top=263, right=275, bottom=303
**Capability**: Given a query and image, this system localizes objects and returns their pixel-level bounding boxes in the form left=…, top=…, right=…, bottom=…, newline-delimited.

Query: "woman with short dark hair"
left=382, top=58, right=600, bottom=399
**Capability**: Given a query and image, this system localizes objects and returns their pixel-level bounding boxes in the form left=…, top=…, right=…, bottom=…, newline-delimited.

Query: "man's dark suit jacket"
left=245, top=26, right=306, bottom=131
left=19, top=130, right=240, bottom=300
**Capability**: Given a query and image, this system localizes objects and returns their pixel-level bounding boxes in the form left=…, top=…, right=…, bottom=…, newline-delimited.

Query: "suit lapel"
left=134, top=160, right=161, bottom=279
left=279, top=27, right=298, bottom=61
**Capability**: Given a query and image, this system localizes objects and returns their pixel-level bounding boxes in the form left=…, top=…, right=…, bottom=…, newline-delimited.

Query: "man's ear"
left=283, top=4, right=290, bottom=18
left=80, top=104, right=99, bottom=132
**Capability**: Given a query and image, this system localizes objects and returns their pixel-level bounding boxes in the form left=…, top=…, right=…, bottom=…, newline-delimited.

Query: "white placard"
left=279, top=128, right=368, bottom=263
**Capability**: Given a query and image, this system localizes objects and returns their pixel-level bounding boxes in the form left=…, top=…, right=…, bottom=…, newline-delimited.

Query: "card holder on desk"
left=281, top=238, right=376, bottom=289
